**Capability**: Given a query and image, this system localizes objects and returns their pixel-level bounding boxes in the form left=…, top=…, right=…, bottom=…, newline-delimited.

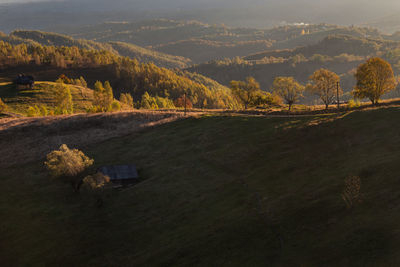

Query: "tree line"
left=230, top=57, right=397, bottom=110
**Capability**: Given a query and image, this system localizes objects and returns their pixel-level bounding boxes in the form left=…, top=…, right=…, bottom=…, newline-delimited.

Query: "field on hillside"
left=0, top=82, right=94, bottom=115
left=0, top=110, right=185, bottom=168
left=2, top=107, right=400, bottom=265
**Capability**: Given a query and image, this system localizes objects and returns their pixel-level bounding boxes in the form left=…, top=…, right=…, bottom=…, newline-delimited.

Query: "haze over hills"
left=2, top=0, right=400, bottom=32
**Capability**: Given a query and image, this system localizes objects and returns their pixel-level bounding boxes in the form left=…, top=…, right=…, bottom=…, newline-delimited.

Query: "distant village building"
left=98, top=165, right=139, bottom=186
left=14, top=74, right=35, bottom=90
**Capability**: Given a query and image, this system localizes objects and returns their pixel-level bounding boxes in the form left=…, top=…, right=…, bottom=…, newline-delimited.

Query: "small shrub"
left=56, top=74, right=72, bottom=84
left=140, top=92, right=159, bottom=110
left=342, top=175, right=362, bottom=209
left=0, top=98, right=8, bottom=113
left=39, top=105, right=48, bottom=116
left=348, top=99, right=361, bottom=109
left=45, top=144, right=94, bottom=192
left=27, top=106, right=40, bottom=117
left=111, top=101, right=121, bottom=112
left=86, top=105, right=103, bottom=113
left=82, top=172, right=111, bottom=207
left=83, top=172, right=110, bottom=190
left=120, top=93, right=134, bottom=109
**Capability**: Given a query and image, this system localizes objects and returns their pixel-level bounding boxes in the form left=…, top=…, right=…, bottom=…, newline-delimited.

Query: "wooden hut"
left=98, top=165, right=139, bottom=186
left=14, top=74, right=35, bottom=90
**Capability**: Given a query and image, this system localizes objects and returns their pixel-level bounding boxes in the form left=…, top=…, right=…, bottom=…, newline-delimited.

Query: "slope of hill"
left=0, top=81, right=94, bottom=115
left=152, top=39, right=272, bottom=63
left=56, top=20, right=386, bottom=63
left=365, top=14, right=400, bottom=34
left=108, top=41, right=191, bottom=69
left=1, top=30, right=191, bottom=69
left=10, top=30, right=116, bottom=52
left=245, top=35, right=392, bottom=61
left=2, top=107, right=400, bottom=265
left=0, top=41, right=240, bottom=109
left=3, top=21, right=395, bottom=65
left=270, top=26, right=383, bottom=50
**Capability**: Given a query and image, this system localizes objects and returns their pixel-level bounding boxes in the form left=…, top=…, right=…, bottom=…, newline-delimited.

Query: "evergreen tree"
left=79, top=76, right=87, bottom=88
left=120, top=93, right=134, bottom=109
left=103, top=81, right=114, bottom=111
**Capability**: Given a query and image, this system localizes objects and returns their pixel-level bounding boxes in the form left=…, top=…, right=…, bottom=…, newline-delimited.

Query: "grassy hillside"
left=2, top=107, right=400, bottom=265
left=0, top=82, right=94, bottom=115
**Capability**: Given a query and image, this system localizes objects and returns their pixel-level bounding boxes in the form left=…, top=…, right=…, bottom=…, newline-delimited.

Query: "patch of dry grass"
left=0, top=110, right=186, bottom=168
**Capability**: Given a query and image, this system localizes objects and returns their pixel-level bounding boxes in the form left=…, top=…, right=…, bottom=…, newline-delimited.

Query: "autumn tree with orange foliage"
left=353, top=57, right=397, bottom=105
left=174, top=95, right=193, bottom=109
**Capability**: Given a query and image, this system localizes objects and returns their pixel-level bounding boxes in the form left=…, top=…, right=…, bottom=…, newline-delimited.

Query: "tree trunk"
left=325, top=103, right=329, bottom=110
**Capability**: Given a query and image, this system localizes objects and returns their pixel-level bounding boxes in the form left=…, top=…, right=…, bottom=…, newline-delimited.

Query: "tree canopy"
left=307, top=69, right=341, bottom=109
left=353, top=57, right=397, bottom=104
left=230, top=77, right=261, bottom=109
left=272, top=77, right=304, bottom=111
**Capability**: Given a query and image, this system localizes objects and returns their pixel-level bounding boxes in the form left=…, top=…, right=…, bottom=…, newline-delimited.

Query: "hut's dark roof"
left=15, top=75, right=35, bottom=85
left=98, top=165, right=139, bottom=180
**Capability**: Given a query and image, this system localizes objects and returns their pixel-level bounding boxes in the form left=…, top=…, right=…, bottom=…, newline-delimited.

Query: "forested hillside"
left=108, top=41, right=191, bottom=69
left=0, top=30, right=191, bottom=69
left=10, top=30, right=116, bottom=52
left=0, top=41, right=240, bottom=109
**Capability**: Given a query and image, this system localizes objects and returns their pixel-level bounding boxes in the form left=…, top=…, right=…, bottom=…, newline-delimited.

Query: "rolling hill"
left=108, top=41, right=191, bottom=69
left=2, top=107, right=400, bottom=265
left=245, top=35, right=390, bottom=61
left=152, top=39, right=272, bottom=64
left=0, top=30, right=191, bottom=69
left=54, top=20, right=388, bottom=63
left=10, top=30, right=117, bottom=52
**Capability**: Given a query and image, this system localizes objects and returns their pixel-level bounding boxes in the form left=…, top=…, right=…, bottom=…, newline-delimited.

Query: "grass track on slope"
left=0, top=82, right=94, bottom=115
